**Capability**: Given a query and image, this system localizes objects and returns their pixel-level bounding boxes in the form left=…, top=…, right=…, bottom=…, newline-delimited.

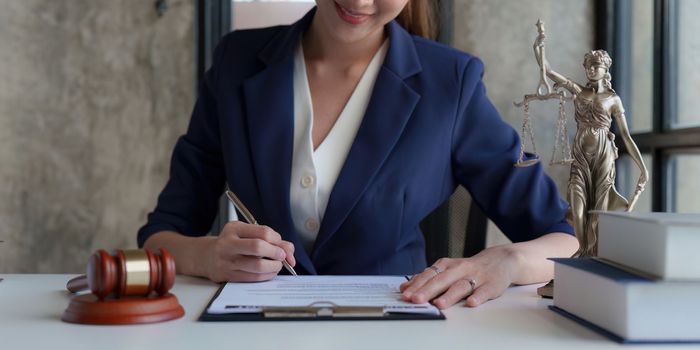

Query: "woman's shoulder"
left=414, top=37, right=482, bottom=65
left=219, top=25, right=289, bottom=55
left=410, top=36, right=485, bottom=79
left=208, top=25, right=292, bottom=81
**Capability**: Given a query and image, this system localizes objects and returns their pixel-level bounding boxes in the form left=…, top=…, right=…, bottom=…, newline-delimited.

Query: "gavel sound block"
left=62, top=248, right=185, bottom=325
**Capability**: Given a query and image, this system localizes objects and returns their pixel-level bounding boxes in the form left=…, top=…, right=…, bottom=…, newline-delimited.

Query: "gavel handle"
left=67, top=275, right=89, bottom=293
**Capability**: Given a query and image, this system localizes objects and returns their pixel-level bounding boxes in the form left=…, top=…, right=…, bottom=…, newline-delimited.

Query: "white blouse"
left=290, top=40, right=389, bottom=252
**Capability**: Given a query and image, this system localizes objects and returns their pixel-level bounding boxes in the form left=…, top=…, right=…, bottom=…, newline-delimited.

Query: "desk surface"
left=0, top=274, right=696, bottom=350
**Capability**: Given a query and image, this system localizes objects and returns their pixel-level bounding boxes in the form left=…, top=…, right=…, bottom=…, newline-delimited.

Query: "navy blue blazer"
left=138, top=9, right=573, bottom=276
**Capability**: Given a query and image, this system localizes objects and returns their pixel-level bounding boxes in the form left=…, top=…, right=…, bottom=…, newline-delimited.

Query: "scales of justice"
left=513, top=20, right=649, bottom=298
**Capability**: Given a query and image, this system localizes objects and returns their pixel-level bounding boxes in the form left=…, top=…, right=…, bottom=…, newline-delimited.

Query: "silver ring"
left=466, top=278, right=477, bottom=295
left=426, top=266, right=443, bottom=276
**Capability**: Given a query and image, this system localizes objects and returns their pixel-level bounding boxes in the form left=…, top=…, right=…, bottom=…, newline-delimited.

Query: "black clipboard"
left=198, top=283, right=445, bottom=321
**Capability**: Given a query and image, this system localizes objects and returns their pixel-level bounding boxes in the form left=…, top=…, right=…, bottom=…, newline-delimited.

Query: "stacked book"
left=550, top=211, right=700, bottom=344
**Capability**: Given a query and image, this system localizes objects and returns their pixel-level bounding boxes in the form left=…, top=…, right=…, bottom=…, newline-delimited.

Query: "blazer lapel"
left=311, top=21, right=422, bottom=257
left=241, top=10, right=317, bottom=274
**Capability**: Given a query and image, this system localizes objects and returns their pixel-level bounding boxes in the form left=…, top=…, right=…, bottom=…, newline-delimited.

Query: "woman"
left=139, top=0, right=579, bottom=309
left=534, top=40, right=648, bottom=257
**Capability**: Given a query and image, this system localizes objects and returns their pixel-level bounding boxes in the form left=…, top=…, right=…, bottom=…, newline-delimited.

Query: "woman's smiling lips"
left=334, top=1, right=372, bottom=25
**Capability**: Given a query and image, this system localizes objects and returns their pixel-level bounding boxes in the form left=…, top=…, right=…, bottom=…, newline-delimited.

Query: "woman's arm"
left=400, top=232, right=578, bottom=309
left=504, top=232, right=579, bottom=284
left=408, top=56, right=579, bottom=309
left=144, top=231, right=214, bottom=279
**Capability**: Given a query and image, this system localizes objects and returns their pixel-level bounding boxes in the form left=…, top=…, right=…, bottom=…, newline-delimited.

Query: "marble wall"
left=0, top=0, right=195, bottom=273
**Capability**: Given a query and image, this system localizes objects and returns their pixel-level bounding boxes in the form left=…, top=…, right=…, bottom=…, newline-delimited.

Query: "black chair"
left=420, top=187, right=488, bottom=266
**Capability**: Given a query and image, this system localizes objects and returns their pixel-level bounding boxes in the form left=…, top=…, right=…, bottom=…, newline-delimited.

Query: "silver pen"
left=225, top=190, right=298, bottom=276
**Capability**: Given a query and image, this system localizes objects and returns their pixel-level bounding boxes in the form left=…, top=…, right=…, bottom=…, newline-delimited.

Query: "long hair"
left=395, top=0, right=438, bottom=40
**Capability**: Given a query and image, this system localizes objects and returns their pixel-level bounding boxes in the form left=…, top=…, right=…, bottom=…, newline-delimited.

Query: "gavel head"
left=87, top=248, right=175, bottom=299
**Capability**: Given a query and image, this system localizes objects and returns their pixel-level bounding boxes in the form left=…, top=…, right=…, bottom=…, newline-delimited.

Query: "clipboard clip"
left=262, top=301, right=386, bottom=318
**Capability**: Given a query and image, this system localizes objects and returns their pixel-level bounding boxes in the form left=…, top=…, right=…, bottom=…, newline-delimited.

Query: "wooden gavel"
left=66, top=248, right=175, bottom=299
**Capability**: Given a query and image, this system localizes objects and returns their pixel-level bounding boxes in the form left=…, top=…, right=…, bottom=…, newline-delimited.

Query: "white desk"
left=0, top=275, right=696, bottom=350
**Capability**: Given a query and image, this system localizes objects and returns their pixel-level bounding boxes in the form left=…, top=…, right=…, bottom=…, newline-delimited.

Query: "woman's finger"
left=231, top=237, right=286, bottom=260
left=235, top=224, right=283, bottom=245
left=399, top=275, right=415, bottom=291
left=432, top=279, right=476, bottom=309
left=400, top=268, right=440, bottom=298
left=222, top=222, right=295, bottom=262
left=279, top=240, right=296, bottom=266
left=227, top=269, right=279, bottom=282
left=232, top=256, right=283, bottom=274
left=405, top=264, right=472, bottom=304
left=400, top=259, right=451, bottom=302
left=465, top=280, right=504, bottom=307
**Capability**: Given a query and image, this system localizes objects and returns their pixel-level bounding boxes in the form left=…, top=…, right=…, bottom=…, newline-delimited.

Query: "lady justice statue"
left=521, top=20, right=649, bottom=259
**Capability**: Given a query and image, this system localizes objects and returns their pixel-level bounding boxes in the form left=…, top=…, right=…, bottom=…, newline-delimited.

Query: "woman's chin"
left=328, top=27, right=380, bottom=45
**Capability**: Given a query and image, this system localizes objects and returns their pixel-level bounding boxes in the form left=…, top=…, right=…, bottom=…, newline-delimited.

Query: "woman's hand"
left=400, top=233, right=578, bottom=309
left=400, top=245, right=521, bottom=309
left=202, top=221, right=296, bottom=283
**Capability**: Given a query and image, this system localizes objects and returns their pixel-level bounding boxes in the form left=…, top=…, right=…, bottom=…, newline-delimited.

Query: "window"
left=612, top=0, right=700, bottom=212
left=673, top=0, right=700, bottom=129
left=617, top=153, right=653, bottom=212
left=666, top=151, right=700, bottom=212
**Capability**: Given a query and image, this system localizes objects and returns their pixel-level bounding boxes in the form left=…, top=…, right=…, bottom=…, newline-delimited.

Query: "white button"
left=305, top=218, right=319, bottom=232
left=301, top=174, right=315, bottom=188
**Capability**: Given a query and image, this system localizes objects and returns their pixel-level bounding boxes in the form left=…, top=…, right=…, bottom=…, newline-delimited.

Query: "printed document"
left=207, top=275, right=440, bottom=315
